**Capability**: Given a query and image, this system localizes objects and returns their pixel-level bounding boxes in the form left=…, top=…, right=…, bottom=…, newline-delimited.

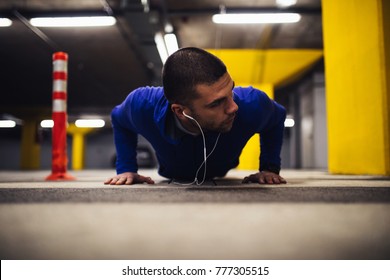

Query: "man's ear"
left=171, top=104, right=186, bottom=119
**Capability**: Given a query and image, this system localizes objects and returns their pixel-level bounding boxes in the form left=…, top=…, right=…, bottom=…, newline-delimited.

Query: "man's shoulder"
left=113, top=86, right=168, bottom=127
left=114, top=86, right=166, bottom=114
left=123, top=86, right=166, bottom=108
left=130, top=86, right=164, bottom=100
left=234, top=86, right=270, bottom=104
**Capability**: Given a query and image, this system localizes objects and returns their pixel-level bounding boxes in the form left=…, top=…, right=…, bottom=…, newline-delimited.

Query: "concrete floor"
left=0, top=169, right=389, bottom=260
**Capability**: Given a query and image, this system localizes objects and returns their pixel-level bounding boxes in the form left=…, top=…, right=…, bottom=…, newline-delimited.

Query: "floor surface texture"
left=1, top=169, right=389, bottom=260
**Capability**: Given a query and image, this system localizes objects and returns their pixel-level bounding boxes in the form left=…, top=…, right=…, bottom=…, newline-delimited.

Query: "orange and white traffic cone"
left=46, top=52, right=75, bottom=181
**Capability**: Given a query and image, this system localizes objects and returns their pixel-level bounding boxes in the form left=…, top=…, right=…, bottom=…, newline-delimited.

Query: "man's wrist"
left=260, top=165, right=280, bottom=175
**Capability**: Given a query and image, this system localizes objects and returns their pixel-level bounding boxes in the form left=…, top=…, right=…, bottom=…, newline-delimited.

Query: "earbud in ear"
left=183, top=111, right=195, bottom=120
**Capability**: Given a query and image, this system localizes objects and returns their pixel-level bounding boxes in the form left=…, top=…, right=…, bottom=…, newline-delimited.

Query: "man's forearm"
left=112, top=113, right=139, bottom=174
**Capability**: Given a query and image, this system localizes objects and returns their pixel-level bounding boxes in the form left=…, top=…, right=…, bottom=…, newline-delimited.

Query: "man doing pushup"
left=105, top=47, right=287, bottom=185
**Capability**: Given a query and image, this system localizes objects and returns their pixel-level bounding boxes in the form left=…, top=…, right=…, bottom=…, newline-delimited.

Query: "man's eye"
left=211, top=102, right=220, bottom=107
left=210, top=99, right=223, bottom=107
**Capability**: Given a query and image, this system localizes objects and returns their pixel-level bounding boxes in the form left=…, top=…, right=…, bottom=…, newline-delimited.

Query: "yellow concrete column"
left=67, top=124, right=94, bottom=170
left=322, top=0, right=390, bottom=175
left=20, top=120, right=41, bottom=169
left=208, top=49, right=322, bottom=170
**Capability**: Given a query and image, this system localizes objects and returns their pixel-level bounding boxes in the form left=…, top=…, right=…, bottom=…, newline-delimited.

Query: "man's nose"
left=226, top=97, right=238, bottom=115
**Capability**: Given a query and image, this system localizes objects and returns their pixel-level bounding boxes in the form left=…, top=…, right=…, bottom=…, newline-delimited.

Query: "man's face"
left=188, top=72, right=239, bottom=133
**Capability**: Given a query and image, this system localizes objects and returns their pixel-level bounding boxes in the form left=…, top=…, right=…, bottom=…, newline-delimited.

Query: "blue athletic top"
left=111, top=86, right=286, bottom=179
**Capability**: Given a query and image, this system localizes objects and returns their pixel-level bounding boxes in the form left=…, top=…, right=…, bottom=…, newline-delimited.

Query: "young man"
left=104, top=47, right=287, bottom=185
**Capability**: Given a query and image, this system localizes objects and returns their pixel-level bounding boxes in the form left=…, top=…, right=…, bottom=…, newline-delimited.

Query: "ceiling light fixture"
left=40, top=119, right=54, bottom=128
left=0, top=18, right=12, bottom=27
left=154, top=32, right=179, bottom=64
left=164, top=33, right=179, bottom=56
left=164, top=23, right=174, bottom=33
left=284, top=118, right=295, bottom=128
left=212, top=13, right=301, bottom=24
left=75, top=119, right=105, bottom=128
left=29, top=16, right=116, bottom=27
left=276, top=0, right=297, bottom=8
left=0, top=120, right=16, bottom=128
left=155, top=32, right=169, bottom=64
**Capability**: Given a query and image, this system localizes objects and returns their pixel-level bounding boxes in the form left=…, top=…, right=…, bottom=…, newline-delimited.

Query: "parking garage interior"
left=0, top=0, right=389, bottom=262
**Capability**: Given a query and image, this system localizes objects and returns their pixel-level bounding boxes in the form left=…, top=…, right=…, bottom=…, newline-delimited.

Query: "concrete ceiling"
left=0, top=0, right=322, bottom=119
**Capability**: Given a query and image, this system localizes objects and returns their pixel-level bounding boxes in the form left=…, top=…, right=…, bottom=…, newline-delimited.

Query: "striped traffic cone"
left=46, top=52, right=75, bottom=180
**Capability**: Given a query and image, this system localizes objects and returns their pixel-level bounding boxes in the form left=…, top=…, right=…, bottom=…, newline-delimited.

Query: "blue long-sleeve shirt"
left=111, top=86, right=286, bottom=179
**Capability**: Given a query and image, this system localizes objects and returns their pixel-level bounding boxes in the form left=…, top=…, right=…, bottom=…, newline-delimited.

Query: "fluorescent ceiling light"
left=284, top=118, right=295, bottom=127
left=30, top=16, right=116, bottom=27
left=40, top=119, right=54, bottom=128
left=0, top=120, right=16, bottom=128
left=276, top=0, right=297, bottom=7
left=155, top=32, right=179, bottom=63
left=212, top=13, right=301, bottom=24
left=155, top=32, right=168, bottom=64
left=0, top=18, right=12, bottom=27
left=164, top=23, right=174, bottom=33
left=164, top=33, right=179, bottom=56
left=75, top=119, right=105, bottom=128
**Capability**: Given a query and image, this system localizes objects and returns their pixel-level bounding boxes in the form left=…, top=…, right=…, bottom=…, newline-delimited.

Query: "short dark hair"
left=162, top=47, right=227, bottom=105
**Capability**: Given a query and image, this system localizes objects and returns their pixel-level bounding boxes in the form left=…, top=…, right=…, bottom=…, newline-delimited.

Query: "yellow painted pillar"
left=20, top=120, right=41, bottom=169
left=322, top=0, right=390, bottom=175
left=209, top=49, right=322, bottom=170
left=67, top=124, right=94, bottom=170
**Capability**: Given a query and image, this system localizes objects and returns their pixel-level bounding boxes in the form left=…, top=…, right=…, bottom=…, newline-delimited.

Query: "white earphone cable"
left=173, top=113, right=221, bottom=186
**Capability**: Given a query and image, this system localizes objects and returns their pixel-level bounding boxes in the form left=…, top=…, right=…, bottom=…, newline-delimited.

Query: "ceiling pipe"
left=101, top=0, right=155, bottom=81
left=166, top=6, right=321, bottom=17
left=1, top=6, right=321, bottom=19
left=13, top=10, right=61, bottom=51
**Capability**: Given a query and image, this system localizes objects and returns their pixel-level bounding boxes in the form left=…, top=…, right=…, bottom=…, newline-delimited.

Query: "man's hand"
left=242, top=171, right=287, bottom=184
left=104, top=172, right=155, bottom=185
